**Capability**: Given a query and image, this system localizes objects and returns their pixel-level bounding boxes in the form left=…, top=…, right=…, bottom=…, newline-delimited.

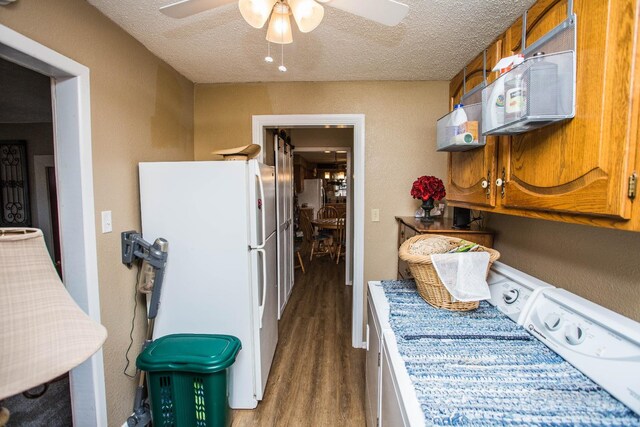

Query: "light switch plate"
left=101, top=211, right=112, bottom=233
left=371, top=208, right=380, bottom=222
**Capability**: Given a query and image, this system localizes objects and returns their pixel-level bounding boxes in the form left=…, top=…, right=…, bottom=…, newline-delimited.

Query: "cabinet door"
left=366, top=299, right=381, bottom=427
left=397, top=224, right=416, bottom=280
left=447, top=39, right=502, bottom=208
left=499, top=0, right=637, bottom=219
left=450, top=69, right=464, bottom=109
left=380, top=333, right=409, bottom=427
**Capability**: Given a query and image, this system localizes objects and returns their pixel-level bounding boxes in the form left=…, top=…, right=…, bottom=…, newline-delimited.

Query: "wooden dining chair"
left=334, top=214, right=347, bottom=264
left=300, top=211, right=333, bottom=261
left=317, top=206, right=339, bottom=219
left=294, top=237, right=306, bottom=274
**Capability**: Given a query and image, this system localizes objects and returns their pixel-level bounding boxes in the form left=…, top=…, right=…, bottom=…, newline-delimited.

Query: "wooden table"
left=311, top=218, right=347, bottom=262
left=311, top=217, right=345, bottom=230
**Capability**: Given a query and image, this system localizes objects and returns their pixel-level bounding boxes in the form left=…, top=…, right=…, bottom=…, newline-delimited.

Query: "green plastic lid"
left=137, top=334, right=242, bottom=374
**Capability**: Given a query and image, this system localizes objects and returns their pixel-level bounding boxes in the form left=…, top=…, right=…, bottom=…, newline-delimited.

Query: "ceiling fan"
left=160, top=0, right=410, bottom=44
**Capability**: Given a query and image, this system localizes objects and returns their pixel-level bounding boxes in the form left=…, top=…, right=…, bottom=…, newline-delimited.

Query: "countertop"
left=395, top=216, right=492, bottom=235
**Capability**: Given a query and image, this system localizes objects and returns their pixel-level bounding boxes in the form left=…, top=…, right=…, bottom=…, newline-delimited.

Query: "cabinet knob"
left=481, top=180, right=489, bottom=189
left=496, top=178, right=504, bottom=187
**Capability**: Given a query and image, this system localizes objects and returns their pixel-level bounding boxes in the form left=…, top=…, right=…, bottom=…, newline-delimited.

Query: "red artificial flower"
left=410, top=176, right=446, bottom=201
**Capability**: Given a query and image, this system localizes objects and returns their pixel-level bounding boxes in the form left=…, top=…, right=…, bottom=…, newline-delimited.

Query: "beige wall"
left=289, top=127, right=354, bottom=148
left=0, top=1, right=194, bottom=424
left=194, top=81, right=450, bottom=282
left=487, top=214, right=640, bottom=322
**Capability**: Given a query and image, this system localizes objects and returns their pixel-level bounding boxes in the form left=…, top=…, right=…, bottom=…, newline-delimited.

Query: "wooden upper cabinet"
left=499, top=0, right=638, bottom=219
left=449, top=39, right=502, bottom=108
left=447, top=39, right=502, bottom=208
left=505, top=0, right=567, bottom=55
left=450, top=69, right=464, bottom=109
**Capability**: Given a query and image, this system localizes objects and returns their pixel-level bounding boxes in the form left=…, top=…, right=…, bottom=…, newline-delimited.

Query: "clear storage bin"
left=481, top=50, right=575, bottom=135
left=436, top=103, right=485, bottom=152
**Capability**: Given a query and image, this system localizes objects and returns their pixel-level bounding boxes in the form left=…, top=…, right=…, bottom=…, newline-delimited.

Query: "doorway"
left=294, top=144, right=353, bottom=285
left=0, top=24, right=107, bottom=425
left=253, top=115, right=366, bottom=348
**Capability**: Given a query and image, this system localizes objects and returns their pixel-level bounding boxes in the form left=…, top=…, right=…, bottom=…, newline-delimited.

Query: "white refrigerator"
left=298, top=178, right=324, bottom=218
left=139, top=160, right=278, bottom=409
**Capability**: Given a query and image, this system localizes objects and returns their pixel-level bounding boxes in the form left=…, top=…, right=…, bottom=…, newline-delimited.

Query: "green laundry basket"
left=137, top=333, right=242, bottom=427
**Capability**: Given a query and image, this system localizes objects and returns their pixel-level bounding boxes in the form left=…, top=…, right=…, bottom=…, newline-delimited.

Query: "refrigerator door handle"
left=256, top=247, right=267, bottom=329
left=251, top=165, right=267, bottom=250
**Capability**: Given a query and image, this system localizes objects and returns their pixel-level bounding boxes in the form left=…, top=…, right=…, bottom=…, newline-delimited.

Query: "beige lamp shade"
left=238, top=0, right=277, bottom=28
left=266, top=3, right=293, bottom=44
left=0, top=228, right=107, bottom=400
left=289, top=0, right=324, bottom=32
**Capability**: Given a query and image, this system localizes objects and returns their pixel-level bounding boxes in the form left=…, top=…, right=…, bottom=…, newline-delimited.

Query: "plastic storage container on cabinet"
left=137, top=334, right=242, bottom=427
left=482, top=14, right=577, bottom=136
left=482, top=50, right=575, bottom=135
left=436, top=103, right=485, bottom=152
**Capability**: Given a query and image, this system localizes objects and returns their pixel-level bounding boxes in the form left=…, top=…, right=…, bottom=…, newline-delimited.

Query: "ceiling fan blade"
left=160, top=0, right=236, bottom=19
left=325, top=0, right=408, bottom=26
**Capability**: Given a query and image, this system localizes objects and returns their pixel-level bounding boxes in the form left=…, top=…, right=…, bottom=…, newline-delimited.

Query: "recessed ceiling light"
left=336, top=150, right=347, bottom=153
left=324, top=150, right=331, bottom=153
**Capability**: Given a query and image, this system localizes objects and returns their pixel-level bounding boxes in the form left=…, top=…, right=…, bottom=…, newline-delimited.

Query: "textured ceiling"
left=87, top=0, right=535, bottom=83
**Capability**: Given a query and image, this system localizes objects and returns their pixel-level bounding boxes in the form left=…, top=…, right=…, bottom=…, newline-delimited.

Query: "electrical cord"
left=123, top=263, right=143, bottom=379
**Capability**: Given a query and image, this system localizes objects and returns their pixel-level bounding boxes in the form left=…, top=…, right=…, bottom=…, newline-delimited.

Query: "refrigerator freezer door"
left=253, top=231, right=278, bottom=399
left=250, top=160, right=276, bottom=249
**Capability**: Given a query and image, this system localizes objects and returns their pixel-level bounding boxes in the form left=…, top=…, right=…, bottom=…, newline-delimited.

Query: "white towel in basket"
left=430, top=252, right=491, bottom=302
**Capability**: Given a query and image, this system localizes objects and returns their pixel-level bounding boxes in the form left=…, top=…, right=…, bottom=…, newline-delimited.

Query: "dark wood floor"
left=232, top=257, right=366, bottom=426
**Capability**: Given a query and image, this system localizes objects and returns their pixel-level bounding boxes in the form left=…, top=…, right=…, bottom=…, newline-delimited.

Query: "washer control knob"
left=544, top=314, right=562, bottom=331
left=565, top=324, right=586, bottom=345
left=481, top=180, right=489, bottom=189
left=503, top=289, right=519, bottom=305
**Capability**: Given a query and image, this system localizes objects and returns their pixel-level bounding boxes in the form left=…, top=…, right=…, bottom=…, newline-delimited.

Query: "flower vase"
left=421, top=198, right=435, bottom=223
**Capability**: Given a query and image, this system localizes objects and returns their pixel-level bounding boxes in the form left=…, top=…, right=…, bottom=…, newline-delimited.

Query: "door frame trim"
left=0, top=24, right=107, bottom=425
left=253, top=114, right=366, bottom=348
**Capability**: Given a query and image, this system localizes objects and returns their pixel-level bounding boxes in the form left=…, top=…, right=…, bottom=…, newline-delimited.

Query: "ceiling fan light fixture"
left=288, top=0, right=324, bottom=33
left=239, top=0, right=277, bottom=28
left=266, top=3, right=293, bottom=44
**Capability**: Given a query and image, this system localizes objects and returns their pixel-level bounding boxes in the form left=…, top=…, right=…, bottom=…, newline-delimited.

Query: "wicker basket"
left=398, top=234, right=500, bottom=311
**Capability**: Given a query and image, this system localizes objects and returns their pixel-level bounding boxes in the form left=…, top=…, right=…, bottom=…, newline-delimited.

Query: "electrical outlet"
left=101, top=211, right=112, bottom=233
left=371, top=208, right=380, bottom=222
